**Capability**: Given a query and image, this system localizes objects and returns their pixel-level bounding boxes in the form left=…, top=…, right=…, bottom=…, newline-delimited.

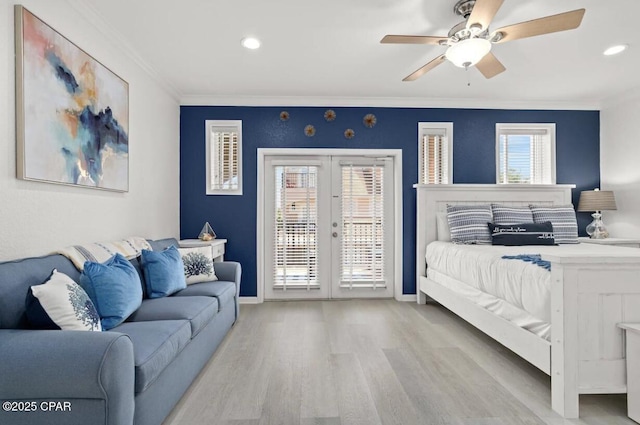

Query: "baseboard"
left=239, top=297, right=260, bottom=304
left=240, top=295, right=414, bottom=303
left=396, top=294, right=417, bottom=302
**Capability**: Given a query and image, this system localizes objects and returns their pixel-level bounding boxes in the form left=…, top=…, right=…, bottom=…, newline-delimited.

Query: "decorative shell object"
left=198, top=222, right=216, bottom=240
left=363, top=113, right=377, bottom=128
left=304, top=125, right=316, bottom=137
left=344, top=128, right=355, bottom=139
left=280, top=111, right=290, bottom=121
left=324, top=109, right=336, bottom=121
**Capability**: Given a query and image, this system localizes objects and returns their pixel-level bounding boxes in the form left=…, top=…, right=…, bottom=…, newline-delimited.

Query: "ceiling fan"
left=381, top=0, right=585, bottom=81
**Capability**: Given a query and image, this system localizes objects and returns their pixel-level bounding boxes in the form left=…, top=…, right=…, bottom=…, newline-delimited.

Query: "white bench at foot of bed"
left=414, top=184, right=640, bottom=418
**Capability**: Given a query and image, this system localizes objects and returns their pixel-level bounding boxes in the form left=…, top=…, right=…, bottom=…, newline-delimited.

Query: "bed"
left=414, top=184, right=640, bottom=418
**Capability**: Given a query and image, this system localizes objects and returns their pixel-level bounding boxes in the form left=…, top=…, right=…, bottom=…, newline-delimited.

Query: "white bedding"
left=425, top=241, right=638, bottom=340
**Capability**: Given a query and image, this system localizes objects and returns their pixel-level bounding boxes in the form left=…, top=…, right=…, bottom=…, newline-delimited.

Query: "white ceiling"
left=78, top=0, right=640, bottom=108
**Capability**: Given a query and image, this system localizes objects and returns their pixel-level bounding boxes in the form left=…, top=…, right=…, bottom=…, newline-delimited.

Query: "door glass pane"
left=273, top=166, right=318, bottom=289
left=340, top=164, right=385, bottom=287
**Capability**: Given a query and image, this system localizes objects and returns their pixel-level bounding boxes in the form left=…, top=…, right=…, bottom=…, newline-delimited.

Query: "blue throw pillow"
left=530, top=205, right=579, bottom=244
left=446, top=204, right=493, bottom=244
left=488, top=221, right=556, bottom=246
left=80, top=253, right=143, bottom=330
left=140, top=246, right=187, bottom=299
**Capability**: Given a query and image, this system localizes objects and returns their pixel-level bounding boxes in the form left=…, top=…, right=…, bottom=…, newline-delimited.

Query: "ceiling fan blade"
left=381, top=35, right=448, bottom=45
left=492, top=9, right=585, bottom=44
left=466, top=0, right=504, bottom=31
left=475, top=52, right=506, bottom=79
left=403, top=55, right=447, bottom=81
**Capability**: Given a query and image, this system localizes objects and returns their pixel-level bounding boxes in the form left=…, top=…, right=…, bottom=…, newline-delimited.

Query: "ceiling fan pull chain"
left=465, top=65, right=471, bottom=87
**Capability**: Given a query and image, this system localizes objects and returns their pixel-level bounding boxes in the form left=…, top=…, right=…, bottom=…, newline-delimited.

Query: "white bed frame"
left=415, top=184, right=640, bottom=418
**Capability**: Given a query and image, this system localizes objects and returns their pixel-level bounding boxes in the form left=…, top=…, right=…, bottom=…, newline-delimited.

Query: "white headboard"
left=414, top=184, right=575, bottom=280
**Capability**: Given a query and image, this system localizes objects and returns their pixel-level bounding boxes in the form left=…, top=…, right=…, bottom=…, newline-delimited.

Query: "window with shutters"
left=418, top=122, right=452, bottom=184
left=496, top=123, right=556, bottom=184
left=273, top=165, right=318, bottom=289
left=205, top=120, right=242, bottom=195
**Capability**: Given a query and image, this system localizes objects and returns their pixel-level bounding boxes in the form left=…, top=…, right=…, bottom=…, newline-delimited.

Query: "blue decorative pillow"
left=26, top=269, right=102, bottom=331
left=491, top=204, right=534, bottom=225
left=80, top=254, right=143, bottom=330
left=488, top=222, right=556, bottom=246
left=446, top=204, right=493, bottom=244
left=530, top=205, right=579, bottom=244
left=140, top=246, right=187, bottom=298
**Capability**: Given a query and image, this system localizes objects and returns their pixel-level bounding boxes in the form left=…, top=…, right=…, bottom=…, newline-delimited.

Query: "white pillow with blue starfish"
left=178, top=246, right=218, bottom=285
left=28, top=269, right=102, bottom=331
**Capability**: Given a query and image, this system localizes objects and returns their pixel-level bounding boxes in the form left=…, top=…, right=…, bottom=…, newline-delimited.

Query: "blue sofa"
left=0, top=238, right=241, bottom=425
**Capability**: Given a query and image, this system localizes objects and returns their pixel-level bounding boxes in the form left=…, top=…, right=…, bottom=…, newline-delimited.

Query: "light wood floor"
left=164, top=300, right=635, bottom=425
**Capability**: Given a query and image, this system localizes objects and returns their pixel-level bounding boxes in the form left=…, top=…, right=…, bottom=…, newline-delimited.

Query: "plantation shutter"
left=340, top=163, right=386, bottom=288
left=273, top=165, right=319, bottom=290
left=420, top=131, right=449, bottom=184
left=498, top=128, right=552, bottom=184
left=210, top=130, right=239, bottom=191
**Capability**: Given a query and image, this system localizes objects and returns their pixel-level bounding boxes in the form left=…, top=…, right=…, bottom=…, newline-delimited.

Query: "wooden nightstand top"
left=179, top=238, right=227, bottom=248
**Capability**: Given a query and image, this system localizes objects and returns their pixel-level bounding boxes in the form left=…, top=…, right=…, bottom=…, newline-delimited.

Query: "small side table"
left=179, top=239, right=227, bottom=262
left=579, top=237, right=640, bottom=248
left=619, top=323, right=640, bottom=423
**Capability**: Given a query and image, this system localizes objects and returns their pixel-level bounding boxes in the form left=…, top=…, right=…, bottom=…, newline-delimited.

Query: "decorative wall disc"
left=363, top=113, right=377, bottom=128
left=324, top=109, right=336, bottom=122
left=344, top=128, right=355, bottom=139
left=304, top=125, right=316, bottom=137
left=279, top=111, right=290, bottom=121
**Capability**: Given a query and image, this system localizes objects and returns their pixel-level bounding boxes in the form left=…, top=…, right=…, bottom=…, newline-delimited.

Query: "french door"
left=264, top=155, right=394, bottom=300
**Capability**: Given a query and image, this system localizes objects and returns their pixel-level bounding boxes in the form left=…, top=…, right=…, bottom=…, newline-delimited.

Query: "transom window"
left=418, top=122, right=452, bottom=184
left=496, top=123, right=556, bottom=184
left=205, top=120, right=242, bottom=195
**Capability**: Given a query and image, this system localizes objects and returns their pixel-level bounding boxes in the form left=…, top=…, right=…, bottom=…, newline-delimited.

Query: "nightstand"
left=578, top=237, right=640, bottom=248
left=179, top=239, right=227, bottom=262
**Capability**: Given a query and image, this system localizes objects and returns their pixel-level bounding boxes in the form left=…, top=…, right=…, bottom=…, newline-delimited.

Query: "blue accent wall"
left=180, top=106, right=600, bottom=297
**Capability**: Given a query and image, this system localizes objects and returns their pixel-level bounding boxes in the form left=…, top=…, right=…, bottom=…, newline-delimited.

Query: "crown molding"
left=180, top=94, right=601, bottom=110
left=65, top=0, right=181, bottom=101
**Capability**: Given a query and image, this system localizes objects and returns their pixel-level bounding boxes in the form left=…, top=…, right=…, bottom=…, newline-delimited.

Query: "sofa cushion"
left=148, top=238, right=178, bottom=251
left=173, top=281, right=235, bottom=312
left=80, top=253, right=143, bottom=330
left=0, top=254, right=79, bottom=329
left=140, top=247, right=187, bottom=299
left=128, top=255, right=147, bottom=298
left=109, top=320, right=190, bottom=394
left=126, top=296, right=218, bottom=338
left=26, top=269, right=102, bottom=331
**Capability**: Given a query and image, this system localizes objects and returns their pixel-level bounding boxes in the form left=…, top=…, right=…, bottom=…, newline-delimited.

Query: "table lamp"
left=577, top=189, right=617, bottom=239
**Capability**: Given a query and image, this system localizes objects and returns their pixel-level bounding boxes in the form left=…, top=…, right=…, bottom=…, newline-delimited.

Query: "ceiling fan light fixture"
left=445, top=38, right=491, bottom=68
left=603, top=44, right=628, bottom=56
left=240, top=37, right=261, bottom=50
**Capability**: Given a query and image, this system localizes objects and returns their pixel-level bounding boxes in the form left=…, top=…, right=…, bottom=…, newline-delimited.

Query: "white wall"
left=600, top=89, right=640, bottom=238
left=0, top=1, right=180, bottom=261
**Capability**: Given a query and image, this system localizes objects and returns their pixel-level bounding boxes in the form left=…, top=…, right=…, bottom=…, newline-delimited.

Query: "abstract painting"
left=15, top=6, right=129, bottom=192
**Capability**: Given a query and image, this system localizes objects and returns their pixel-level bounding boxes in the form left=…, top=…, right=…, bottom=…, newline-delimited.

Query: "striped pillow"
left=446, top=204, right=492, bottom=244
left=530, top=205, right=579, bottom=244
left=491, top=204, right=534, bottom=225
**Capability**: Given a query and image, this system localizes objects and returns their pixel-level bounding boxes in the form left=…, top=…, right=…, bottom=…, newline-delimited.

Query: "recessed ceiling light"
left=241, top=37, right=261, bottom=50
left=603, top=44, right=628, bottom=56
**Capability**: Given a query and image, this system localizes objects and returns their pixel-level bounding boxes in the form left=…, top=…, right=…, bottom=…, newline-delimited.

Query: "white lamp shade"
left=445, top=38, right=492, bottom=68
